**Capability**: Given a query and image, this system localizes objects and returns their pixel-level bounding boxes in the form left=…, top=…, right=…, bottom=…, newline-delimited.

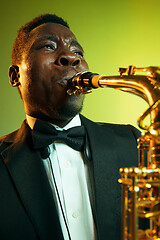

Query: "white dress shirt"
left=26, top=114, right=97, bottom=240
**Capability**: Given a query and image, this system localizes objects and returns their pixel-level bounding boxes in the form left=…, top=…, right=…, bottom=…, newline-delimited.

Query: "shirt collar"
left=26, top=114, right=81, bottom=131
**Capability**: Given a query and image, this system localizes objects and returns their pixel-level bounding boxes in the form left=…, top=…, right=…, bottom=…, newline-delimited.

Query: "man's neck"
left=26, top=114, right=81, bottom=130
left=47, top=118, right=73, bottom=128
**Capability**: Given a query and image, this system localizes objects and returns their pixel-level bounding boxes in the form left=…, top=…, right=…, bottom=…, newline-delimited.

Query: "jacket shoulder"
left=80, top=114, right=141, bottom=139
left=98, top=122, right=141, bottom=139
left=0, top=130, right=19, bottom=152
left=80, top=114, right=141, bottom=144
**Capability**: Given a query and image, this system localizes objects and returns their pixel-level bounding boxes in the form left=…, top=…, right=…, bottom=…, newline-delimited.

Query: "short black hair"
left=12, top=14, right=70, bottom=65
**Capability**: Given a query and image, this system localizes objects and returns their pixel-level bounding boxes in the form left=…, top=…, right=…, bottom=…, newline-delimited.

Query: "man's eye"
left=41, top=44, right=56, bottom=50
left=74, top=51, right=84, bottom=57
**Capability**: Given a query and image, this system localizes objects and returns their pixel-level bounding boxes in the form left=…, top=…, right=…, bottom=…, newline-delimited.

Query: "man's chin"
left=57, top=104, right=83, bottom=120
left=56, top=94, right=85, bottom=119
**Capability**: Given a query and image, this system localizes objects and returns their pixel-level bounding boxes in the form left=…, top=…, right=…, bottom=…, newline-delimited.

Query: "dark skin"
left=9, top=23, right=89, bottom=127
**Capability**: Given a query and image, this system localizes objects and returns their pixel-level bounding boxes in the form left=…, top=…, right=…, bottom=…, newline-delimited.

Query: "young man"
left=0, top=14, right=140, bottom=240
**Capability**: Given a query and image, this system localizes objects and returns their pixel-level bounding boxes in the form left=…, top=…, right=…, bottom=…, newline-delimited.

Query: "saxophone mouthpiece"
left=67, top=72, right=99, bottom=96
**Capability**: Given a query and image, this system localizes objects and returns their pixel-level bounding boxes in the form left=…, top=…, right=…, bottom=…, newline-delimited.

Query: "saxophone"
left=67, top=66, right=160, bottom=240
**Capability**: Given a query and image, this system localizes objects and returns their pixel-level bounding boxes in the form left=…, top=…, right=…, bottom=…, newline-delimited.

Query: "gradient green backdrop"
left=0, top=0, right=160, bottom=136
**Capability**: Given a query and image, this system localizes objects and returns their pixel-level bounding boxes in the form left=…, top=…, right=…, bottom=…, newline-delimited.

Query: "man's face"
left=18, top=23, right=89, bottom=124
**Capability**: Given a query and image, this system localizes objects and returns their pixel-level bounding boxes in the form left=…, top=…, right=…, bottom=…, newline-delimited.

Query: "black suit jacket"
left=0, top=115, right=140, bottom=240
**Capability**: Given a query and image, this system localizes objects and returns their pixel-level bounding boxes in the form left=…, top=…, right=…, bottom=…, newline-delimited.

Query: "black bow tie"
left=32, top=119, right=86, bottom=154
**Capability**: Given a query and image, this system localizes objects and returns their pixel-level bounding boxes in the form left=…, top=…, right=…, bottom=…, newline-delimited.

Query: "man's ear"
left=9, top=65, right=21, bottom=87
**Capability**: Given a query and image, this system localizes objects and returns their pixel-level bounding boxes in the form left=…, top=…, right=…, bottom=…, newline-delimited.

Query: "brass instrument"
left=67, top=66, right=160, bottom=240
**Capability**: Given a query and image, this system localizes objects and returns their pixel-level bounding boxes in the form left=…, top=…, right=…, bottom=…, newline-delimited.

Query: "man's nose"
left=56, top=53, right=81, bottom=67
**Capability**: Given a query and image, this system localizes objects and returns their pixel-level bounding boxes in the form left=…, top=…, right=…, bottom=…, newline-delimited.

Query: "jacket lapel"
left=1, top=121, right=64, bottom=239
left=81, top=115, right=122, bottom=240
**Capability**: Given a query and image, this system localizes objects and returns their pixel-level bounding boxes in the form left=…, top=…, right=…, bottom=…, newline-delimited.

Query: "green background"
left=0, top=0, right=160, bottom=136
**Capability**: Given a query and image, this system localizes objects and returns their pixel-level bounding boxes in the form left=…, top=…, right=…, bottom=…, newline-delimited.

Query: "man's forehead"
left=29, top=23, right=75, bottom=39
left=27, top=22, right=83, bottom=50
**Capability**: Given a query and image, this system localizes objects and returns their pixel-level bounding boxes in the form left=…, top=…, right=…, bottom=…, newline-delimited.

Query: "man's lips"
left=57, top=79, right=68, bottom=87
left=55, top=72, right=79, bottom=88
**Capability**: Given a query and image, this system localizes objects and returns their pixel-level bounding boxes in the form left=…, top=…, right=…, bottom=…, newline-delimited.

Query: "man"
left=0, top=14, right=140, bottom=240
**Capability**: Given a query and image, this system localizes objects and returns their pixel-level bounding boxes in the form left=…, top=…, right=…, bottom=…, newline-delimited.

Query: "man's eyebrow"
left=70, top=39, right=84, bottom=51
left=35, top=35, right=58, bottom=43
left=33, top=35, right=84, bottom=52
